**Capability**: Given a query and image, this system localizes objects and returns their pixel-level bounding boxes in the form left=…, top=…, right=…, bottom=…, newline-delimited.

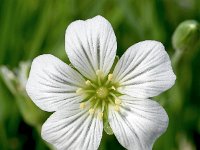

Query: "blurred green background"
left=0, top=0, right=200, bottom=149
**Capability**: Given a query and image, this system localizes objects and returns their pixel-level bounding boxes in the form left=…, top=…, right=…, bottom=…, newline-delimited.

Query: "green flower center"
left=76, top=70, right=122, bottom=122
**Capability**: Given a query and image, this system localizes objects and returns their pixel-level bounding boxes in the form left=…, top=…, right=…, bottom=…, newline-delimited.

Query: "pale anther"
left=115, top=98, right=122, bottom=105
left=108, top=74, right=113, bottom=81
left=114, top=105, right=120, bottom=112
left=96, top=69, right=102, bottom=76
left=76, top=88, right=82, bottom=94
left=85, top=80, right=91, bottom=86
left=79, top=103, right=86, bottom=109
left=111, top=86, right=116, bottom=90
left=98, top=112, right=104, bottom=120
left=89, top=108, right=95, bottom=115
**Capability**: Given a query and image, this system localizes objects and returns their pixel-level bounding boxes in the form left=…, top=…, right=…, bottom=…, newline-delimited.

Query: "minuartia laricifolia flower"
left=26, top=16, right=176, bottom=150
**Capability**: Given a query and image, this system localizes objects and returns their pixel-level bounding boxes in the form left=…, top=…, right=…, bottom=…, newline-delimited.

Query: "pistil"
left=96, top=87, right=109, bottom=99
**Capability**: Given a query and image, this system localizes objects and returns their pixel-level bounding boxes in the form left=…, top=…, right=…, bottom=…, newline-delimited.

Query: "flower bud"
left=103, top=121, right=113, bottom=135
left=172, top=20, right=200, bottom=52
left=0, top=62, right=49, bottom=127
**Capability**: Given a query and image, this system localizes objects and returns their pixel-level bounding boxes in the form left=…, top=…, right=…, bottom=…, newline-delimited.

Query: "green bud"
left=172, top=20, right=200, bottom=52
left=103, top=121, right=113, bottom=135
left=0, top=62, right=49, bottom=127
left=0, top=66, right=17, bottom=94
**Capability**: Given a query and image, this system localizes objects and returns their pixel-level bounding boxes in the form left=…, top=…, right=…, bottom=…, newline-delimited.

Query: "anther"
left=114, top=105, right=120, bottom=112
left=89, top=108, right=95, bottom=115
left=96, top=70, right=102, bottom=76
left=111, top=86, right=116, bottom=90
left=108, top=74, right=113, bottom=81
left=79, top=103, right=86, bottom=109
left=98, top=112, right=104, bottom=120
left=115, top=98, right=121, bottom=105
left=85, top=80, right=91, bottom=86
left=76, top=88, right=82, bottom=94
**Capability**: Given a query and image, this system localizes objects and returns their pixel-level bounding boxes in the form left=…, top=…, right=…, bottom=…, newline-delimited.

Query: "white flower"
left=26, top=16, right=176, bottom=150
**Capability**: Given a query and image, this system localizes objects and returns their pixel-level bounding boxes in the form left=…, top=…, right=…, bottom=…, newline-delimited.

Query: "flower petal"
left=65, top=15, right=117, bottom=80
left=42, top=104, right=103, bottom=150
left=108, top=95, right=168, bottom=150
left=112, top=40, right=176, bottom=98
left=26, top=54, right=85, bottom=112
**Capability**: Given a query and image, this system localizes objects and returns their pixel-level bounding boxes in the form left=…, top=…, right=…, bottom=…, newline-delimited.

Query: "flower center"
left=96, top=87, right=108, bottom=99
left=76, top=70, right=122, bottom=121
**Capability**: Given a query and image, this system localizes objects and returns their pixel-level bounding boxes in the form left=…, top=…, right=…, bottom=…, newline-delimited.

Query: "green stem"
left=172, top=50, right=183, bottom=69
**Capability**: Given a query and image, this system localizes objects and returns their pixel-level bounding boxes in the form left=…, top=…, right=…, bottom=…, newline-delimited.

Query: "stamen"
left=81, top=96, right=96, bottom=105
left=93, top=99, right=100, bottom=108
left=114, top=105, right=120, bottom=112
left=89, top=108, right=95, bottom=115
left=101, top=101, right=105, bottom=112
left=105, top=73, right=113, bottom=85
left=108, top=98, right=115, bottom=105
left=85, top=80, right=91, bottom=86
left=79, top=103, right=86, bottom=109
left=96, top=70, right=102, bottom=76
left=115, top=98, right=122, bottom=105
left=85, top=80, right=98, bottom=88
left=91, top=84, right=97, bottom=88
left=76, top=88, right=82, bottom=94
left=109, top=86, right=116, bottom=91
left=87, top=96, right=96, bottom=102
left=88, top=99, right=100, bottom=115
left=110, top=92, right=118, bottom=99
left=108, top=74, right=113, bottom=81
left=84, top=89, right=95, bottom=93
left=98, top=112, right=104, bottom=120
left=96, top=70, right=103, bottom=86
